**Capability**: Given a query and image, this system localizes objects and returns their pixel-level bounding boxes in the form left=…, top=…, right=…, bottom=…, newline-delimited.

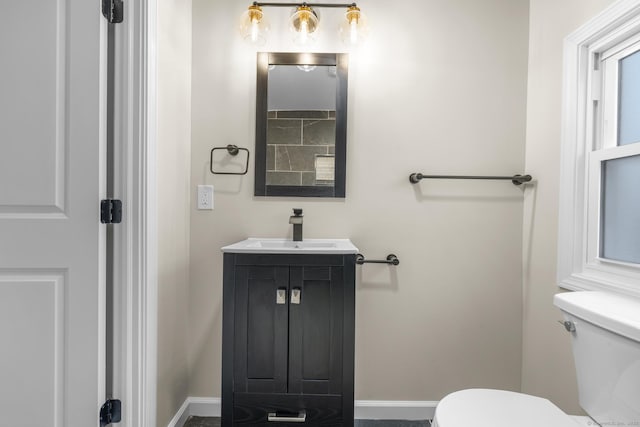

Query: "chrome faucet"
left=289, top=208, right=303, bottom=242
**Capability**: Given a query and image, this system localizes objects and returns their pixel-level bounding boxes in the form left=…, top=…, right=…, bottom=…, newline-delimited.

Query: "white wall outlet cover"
left=197, top=185, right=214, bottom=210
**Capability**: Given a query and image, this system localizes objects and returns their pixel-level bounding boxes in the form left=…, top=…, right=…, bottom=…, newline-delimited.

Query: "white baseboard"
left=167, top=397, right=436, bottom=427
left=354, top=400, right=437, bottom=420
left=166, top=397, right=221, bottom=427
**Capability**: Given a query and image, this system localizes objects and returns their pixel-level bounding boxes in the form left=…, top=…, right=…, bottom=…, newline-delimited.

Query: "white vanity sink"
left=221, top=238, right=359, bottom=254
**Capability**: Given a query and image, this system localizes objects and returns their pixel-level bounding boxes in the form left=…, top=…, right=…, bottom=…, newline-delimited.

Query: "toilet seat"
left=432, top=389, right=579, bottom=427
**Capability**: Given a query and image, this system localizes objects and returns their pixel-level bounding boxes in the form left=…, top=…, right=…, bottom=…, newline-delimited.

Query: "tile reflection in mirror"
left=254, top=52, right=348, bottom=198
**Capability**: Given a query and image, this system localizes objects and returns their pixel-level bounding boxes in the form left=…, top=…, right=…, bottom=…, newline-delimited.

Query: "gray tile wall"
left=266, top=110, right=336, bottom=186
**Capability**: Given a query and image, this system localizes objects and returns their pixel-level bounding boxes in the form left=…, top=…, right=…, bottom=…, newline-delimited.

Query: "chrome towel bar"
left=356, top=254, right=399, bottom=266
left=409, top=173, right=532, bottom=186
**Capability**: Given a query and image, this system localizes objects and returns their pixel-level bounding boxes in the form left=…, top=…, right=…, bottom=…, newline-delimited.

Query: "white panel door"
left=0, top=1, right=106, bottom=426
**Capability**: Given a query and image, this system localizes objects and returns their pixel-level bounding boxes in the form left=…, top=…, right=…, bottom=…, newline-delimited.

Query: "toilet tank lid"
left=554, top=291, right=640, bottom=343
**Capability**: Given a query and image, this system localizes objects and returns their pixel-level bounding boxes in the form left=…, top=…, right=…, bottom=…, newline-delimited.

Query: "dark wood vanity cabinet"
left=222, top=253, right=356, bottom=427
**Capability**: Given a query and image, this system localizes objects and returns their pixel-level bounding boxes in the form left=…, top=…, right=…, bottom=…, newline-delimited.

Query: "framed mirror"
left=254, top=52, right=348, bottom=197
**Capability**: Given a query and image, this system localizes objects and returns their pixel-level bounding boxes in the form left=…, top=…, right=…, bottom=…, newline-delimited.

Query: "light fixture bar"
left=241, top=1, right=367, bottom=46
left=254, top=2, right=357, bottom=8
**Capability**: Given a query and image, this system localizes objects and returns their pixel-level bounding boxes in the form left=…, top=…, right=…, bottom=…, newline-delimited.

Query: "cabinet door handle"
left=290, top=288, right=301, bottom=305
left=267, top=412, right=306, bottom=423
left=276, top=288, right=287, bottom=304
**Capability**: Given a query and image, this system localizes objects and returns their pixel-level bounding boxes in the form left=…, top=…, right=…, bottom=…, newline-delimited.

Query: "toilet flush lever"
left=558, top=320, right=576, bottom=332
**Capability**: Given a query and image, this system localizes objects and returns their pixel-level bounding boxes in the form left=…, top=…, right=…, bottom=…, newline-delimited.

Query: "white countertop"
left=221, top=238, right=359, bottom=255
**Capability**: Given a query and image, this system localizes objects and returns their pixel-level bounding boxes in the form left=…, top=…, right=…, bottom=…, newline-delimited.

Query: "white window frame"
left=559, top=0, right=640, bottom=297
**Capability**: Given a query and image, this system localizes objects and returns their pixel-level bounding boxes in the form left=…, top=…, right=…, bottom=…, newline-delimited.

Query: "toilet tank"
left=554, top=291, right=640, bottom=426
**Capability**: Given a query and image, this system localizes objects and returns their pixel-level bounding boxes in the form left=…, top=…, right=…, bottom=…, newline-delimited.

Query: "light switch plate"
left=197, top=185, right=214, bottom=210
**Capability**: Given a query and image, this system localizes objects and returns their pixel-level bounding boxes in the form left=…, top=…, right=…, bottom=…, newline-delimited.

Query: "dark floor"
left=183, top=417, right=431, bottom=427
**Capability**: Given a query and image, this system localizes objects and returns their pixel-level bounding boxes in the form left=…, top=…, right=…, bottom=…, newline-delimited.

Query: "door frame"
left=112, top=0, right=158, bottom=425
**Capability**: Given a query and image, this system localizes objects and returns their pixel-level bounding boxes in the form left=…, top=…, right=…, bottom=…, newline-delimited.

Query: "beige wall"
left=152, top=0, right=638, bottom=421
left=189, top=0, right=529, bottom=401
left=157, top=0, right=193, bottom=425
left=521, top=0, right=615, bottom=414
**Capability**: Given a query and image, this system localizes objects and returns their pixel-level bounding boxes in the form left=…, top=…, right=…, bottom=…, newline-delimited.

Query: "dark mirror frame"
left=254, top=52, right=349, bottom=198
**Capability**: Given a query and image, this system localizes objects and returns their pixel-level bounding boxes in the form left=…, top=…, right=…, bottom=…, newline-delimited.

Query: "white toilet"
left=432, top=291, right=640, bottom=427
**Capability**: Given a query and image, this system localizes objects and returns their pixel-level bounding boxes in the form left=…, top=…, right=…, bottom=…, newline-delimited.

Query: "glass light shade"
left=339, top=5, right=369, bottom=45
left=290, top=5, right=319, bottom=45
left=240, top=4, right=270, bottom=46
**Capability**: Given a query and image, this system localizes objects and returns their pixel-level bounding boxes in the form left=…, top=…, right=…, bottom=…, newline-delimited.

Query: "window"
left=559, top=1, right=640, bottom=297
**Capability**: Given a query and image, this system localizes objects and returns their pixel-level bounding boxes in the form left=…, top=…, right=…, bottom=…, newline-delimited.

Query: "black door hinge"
left=101, top=199, right=123, bottom=224
left=102, top=0, right=124, bottom=24
left=100, top=399, right=122, bottom=426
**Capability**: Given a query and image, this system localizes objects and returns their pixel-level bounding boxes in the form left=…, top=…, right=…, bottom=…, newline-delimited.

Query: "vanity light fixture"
left=340, top=4, right=368, bottom=45
left=290, top=4, right=320, bottom=44
left=240, top=2, right=368, bottom=46
left=239, top=3, right=270, bottom=45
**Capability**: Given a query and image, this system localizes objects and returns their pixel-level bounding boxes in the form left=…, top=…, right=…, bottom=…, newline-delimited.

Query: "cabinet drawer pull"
left=276, top=288, right=287, bottom=304
left=267, top=411, right=307, bottom=423
left=291, top=288, right=301, bottom=305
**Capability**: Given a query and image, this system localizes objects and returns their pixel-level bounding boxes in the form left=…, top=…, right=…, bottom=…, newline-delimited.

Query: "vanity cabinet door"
left=288, top=266, right=344, bottom=395
left=233, top=265, right=289, bottom=394
left=222, top=253, right=356, bottom=427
